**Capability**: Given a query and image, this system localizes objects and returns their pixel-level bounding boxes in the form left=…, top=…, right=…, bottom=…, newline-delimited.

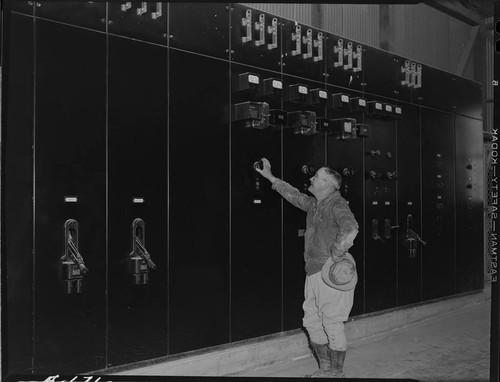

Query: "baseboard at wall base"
left=104, top=286, right=490, bottom=377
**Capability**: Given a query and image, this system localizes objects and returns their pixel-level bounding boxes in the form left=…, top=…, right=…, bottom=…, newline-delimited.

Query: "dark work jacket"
left=272, top=179, right=359, bottom=276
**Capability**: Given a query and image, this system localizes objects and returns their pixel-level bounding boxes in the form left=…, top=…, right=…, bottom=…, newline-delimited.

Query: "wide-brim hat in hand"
left=321, top=252, right=357, bottom=291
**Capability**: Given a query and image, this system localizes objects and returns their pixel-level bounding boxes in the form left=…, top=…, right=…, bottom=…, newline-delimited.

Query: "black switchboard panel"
left=2, top=2, right=484, bottom=375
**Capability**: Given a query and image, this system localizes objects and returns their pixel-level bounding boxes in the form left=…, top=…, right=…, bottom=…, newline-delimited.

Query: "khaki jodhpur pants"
left=302, top=271, right=355, bottom=351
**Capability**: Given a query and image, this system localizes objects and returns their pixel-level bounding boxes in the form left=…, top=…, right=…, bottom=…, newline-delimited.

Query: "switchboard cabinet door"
left=455, top=116, right=484, bottom=292
left=413, top=66, right=454, bottom=113
left=282, top=131, right=325, bottom=330
left=34, top=1, right=106, bottom=31
left=4, top=12, right=35, bottom=374
left=108, top=1, right=167, bottom=45
left=363, top=47, right=411, bottom=103
left=231, top=4, right=282, bottom=72
left=397, top=104, right=422, bottom=306
left=450, top=78, right=483, bottom=120
left=364, top=112, right=397, bottom=313
left=107, top=36, right=168, bottom=367
left=421, top=109, right=456, bottom=300
left=281, top=19, right=326, bottom=82
left=34, top=20, right=106, bottom=373
left=325, top=33, right=364, bottom=92
left=230, top=65, right=282, bottom=340
left=169, top=50, right=230, bottom=354
left=169, top=3, right=229, bottom=59
left=9, top=0, right=34, bottom=15
left=326, top=89, right=365, bottom=316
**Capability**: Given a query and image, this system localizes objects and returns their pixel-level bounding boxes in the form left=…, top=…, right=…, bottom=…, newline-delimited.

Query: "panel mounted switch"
left=372, top=219, right=385, bottom=243
left=352, top=45, right=363, bottom=72
left=302, top=28, right=313, bottom=59
left=330, top=93, right=350, bottom=111
left=316, top=118, right=331, bottom=133
left=129, top=218, right=157, bottom=285
left=386, top=171, right=399, bottom=180
left=330, top=118, right=357, bottom=140
left=286, top=111, right=317, bottom=135
left=286, top=84, right=310, bottom=104
left=343, top=42, right=354, bottom=71
left=234, top=72, right=260, bottom=94
left=269, top=109, right=287, bottom=129
left=254, top=13, right=266, bottom=47
left=61, top=219, right=89, bottom=294
left=261, top=78, right=283, bottom=100
left=310, top=88, right=328, bottom=106
left=267, top=17, right=279, bottom=50
left=151, top=2, right=163, bottom=19
left=241, top=9, right=253, bottom=43
left=313, top=32, right=324, bottom=62
left=333, top=39, right=344, bottom=69
left=350, top=97, right=367, bottom=113
left=232, top=102, right=270, bottom=129
left=366, top=101, right=385, bottom=117
left=356, top=124, right=370, bottom=137
left=343, top=167, right=356, bottom=178
left=291, top=24, right=302, bottom=56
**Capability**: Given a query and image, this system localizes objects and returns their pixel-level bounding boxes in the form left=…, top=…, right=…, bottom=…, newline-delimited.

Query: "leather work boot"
left=329, top=349, right=347, bottom=378
left=306, top=343, right=331, bottom=378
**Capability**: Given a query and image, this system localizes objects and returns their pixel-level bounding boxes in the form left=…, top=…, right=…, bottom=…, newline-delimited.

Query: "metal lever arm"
left=135, top=237, right=157, bottom=270
left=67, top=237, right=89, bottom=274
left=373, top=233, right=386, bottom=244
left=406, top=229, right=427, bottom=246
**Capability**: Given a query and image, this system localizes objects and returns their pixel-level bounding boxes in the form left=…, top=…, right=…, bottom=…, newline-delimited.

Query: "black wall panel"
left=363, top=47, right=411, bottom=103
left=108, top=1, right=167, bottom=45
left=231, top=4, right=282, bottom=72
left=169, top=3, right=229, bottom=59
left=450, top=79, right=483, bottom=120
left=34, top=20, right=107, bottom=373
left=3, top=13, right=34, bottom=374
left=230, top=65, right=283, bottom=340
left=396, top=104, right=422, bottom=306
left=10, top=0, right=34, bottom=15
left=324, top=34, right=364, bottom=91
left=455, top=116, right=484, bottom=293
left=364, top=103, right=398, bottom=313
left=34, top=1, right=106, bottom=31
left=282, top=19, right=325, bottom=82
left=413, top=66, right=454, bottom=112
left=168, top=49, right=230, bottom=354
left=107, top=37, right=168, bottom=367
left=421, top=109, right=456, bottom=300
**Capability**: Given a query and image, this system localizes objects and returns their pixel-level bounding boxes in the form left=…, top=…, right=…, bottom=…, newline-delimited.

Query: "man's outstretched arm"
left=255, top=158, right=314, bottom=212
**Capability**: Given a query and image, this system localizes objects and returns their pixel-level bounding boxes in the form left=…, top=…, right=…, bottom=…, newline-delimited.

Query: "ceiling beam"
left=424, top=0, right=492, bottom=26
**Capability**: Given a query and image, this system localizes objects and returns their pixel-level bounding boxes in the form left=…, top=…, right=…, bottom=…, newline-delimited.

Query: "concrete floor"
left=236, top=299, right=491, bottom=381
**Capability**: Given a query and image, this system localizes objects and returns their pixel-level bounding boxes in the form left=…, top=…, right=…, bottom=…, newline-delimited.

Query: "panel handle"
left=353, top=45, right=362, bottom=72
left=372, top=219, right=385, bottom=243
left=63, top=219, right=89, bottom=274
left=151, top=2, right=162, bottom=19
left=136, top=2, right=147, bottom=16
left=255, top=14, right=265, bottom=47
left=334, top=39, right=344, bottom=67
left=267, top=18, right=278, bottom=50
left=61, top=219, right=88, bottom=294
left=291, top=24, right=302, bottom=56
left=313, top=32, right=324, bottom=62
left=131, top=218, right=157, bottom=270
left=242, top=9, right=253, bottom=43
left=302, top=28, right=313, bottom=59
left=343, top=42, right=353, bottom=70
